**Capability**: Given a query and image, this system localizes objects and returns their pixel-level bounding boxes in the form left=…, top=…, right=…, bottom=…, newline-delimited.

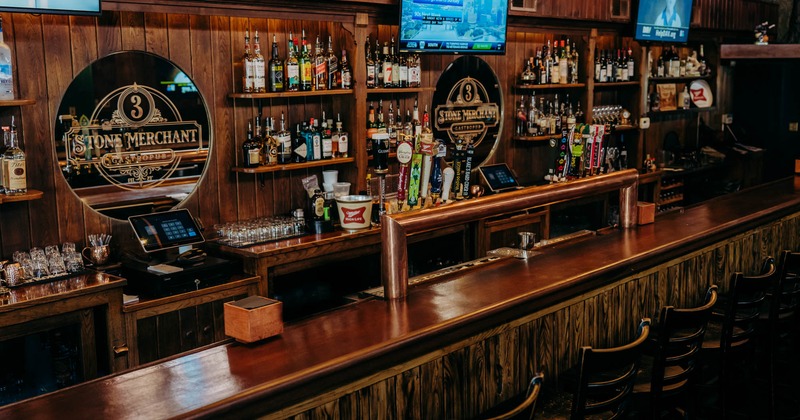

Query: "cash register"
left=122, top=209, right=234, bottom=298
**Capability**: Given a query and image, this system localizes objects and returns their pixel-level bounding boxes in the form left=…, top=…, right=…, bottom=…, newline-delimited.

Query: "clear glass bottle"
left=4, top=118, right=26, bottom=195
left=242, top=29, right=254, bottom=93
left=252, top=31, right=266, bottom=92
left=277, top=112, right=292, bottom=164
left=332, top=113, right=348, bottom=158
left=321, top=112, right=333, bottom=159
left=0, top=17, right=13, bottom=100
left=285, top=34, right=300, bottom=92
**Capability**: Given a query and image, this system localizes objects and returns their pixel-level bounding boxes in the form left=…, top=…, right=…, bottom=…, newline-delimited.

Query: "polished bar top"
left=0, top=272, right=126, bottom=313
left=4, top=178, right=800, bottom=419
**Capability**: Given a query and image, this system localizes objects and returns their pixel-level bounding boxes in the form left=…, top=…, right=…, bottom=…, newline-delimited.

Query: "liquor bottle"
left=242, top=121, right=260, bottom=168
left=570, top=42, right=579, bottom=84
left=301, top=121, right=314, bottom=161
left=527, top=93, right=538, bottom=136
left=365, top=36, right=376, bottom=89
left=520, top=57, right=535, bottom=84
left=321, top=112, right=333, bottom=159
left=311, top=118, right=322, bottom=160
left=382, top=41, right=393, bottom=88
left=0, top=126, right=8, bottom=193
left=542, top=40, right=552, bottom=84
left=515, top=95, right=527, bottom=136
left=408, top=53, right=421, bottom=88
left=398, top=50, right=409, bottom=88
left=326, top=36, right=339, bottom=90
left=619, top=136, right=628, bottom=169
left=376, top=39, right=384, bottom=86
left=387, top=101, right=397, bottom=150
left=313, top=35, right=328, bottom=91
left=341, top=49, right=352, bottom=89
left=549, top=40, right=560, bottom=84
left=697, top=44, right=709, bottom=76
left=615, top=49, right=624, bottom=82
left=292, top=123, right=307, bottom=163
left=3, top=118, right=25, bottom=195
left=253, top=115, right=264, bottom=164
left=277, top=112, right=292, bottom=164
left=391, top=36, right=401, bottom=88
left=594, top=47, right=601, bottom=82
left=559, top=40, right=568, bottom=84
left=286, top=36, right=300, bottom=91
left=0, top=18, right=13, bottom=100
left=310, top=188, right=326, bottom=221
left=376, top=99, right=387, bottom=133
left=262, top=117, right=279, bottom=165
left=670, top=46, right=681, bottom=78
left=252, top=31, right=266, bottom=92
left=242, top=29, right=254, bottom=93
left=268, top=35, right=284, bottom=92
left=627, top=45, right=635, bottom=81
left=656, top=50, right=665, bottom=78
left=367, top=101, right=378, bottom=142
left=299, top=30, right=313, bottom=91
left=599, top=50, right=608, bottom=83
left=332, top=114, right=348, bottom=158
left=537, top=49, right=546, bottom=84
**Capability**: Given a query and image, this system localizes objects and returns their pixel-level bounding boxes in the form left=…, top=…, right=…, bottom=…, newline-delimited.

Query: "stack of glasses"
left=214, top=216, right=306, bottom=248
left=1, top=243, right=85, bottom=290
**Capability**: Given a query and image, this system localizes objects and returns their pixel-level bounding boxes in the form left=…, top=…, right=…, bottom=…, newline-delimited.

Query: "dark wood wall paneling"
left=276, top=212, right=800, bottom=419
left=0, top=0, right=779, bottom=256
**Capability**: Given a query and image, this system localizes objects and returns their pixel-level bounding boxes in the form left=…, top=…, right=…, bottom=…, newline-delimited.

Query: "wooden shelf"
left=638, top=170, right=663, bottom=184
left=658, top=196, right=684, bottom=206
left=231, top=157, right=355, bottom=174
left=660, top=182, right=684, bottom=191
left=720, top=44, right=800, bottom=60
left=611, top=125, right=638, bottom=132
left=228, top=89, right=353, bottom=100
left=594, top=81, right=640, bottom=88
left=0, top=189, right=43, bottom=203
left=648, top=75, right=712, bottom=83
left=513, top=134, right=560, bottom=142
left=0, top=99, right=35, bottom=107
left=515, top=83, right=586, bottom=90
left=367, top=87, right=435, bottom=94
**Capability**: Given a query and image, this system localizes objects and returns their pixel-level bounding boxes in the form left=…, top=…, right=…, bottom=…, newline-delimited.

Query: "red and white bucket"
left=335, top=195, right=373, bottom=231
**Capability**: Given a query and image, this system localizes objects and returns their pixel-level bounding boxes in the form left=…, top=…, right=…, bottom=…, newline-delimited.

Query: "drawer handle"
left=113, top=345, right=129, bottom=355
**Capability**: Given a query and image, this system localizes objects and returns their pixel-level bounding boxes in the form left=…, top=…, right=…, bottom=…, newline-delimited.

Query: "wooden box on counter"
left=224, top=296, right=283, bottom=343
left=637, top=202, right=655, bottom=225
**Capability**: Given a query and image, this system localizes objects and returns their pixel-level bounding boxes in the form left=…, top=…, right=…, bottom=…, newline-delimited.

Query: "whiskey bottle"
left=559, top=40, right=568, bottom=84
left=268, top=35, right=284, bottom=92
left=0, top=126, right=8, bottom=193
left=0, top=17, right=13, bottom=100
left=242, top=29, right=254, bottom=93
left=527, top=93, right=539, bottom=136
left=277, top=112, right=292, bottom=164
left=340, top=49, right=352, bottom=89
left=390, top=36, right=400, bottom=88
left=311, top=118, right=322, bottom=161
left=408, top=54, right=421, bottom=88
left=252, top=31, right=266, bottom=92
left=299, top=30, right=313, bottom=91
left=262, top=117, right=279, bottom=165
left=313, top=35, right=328, bottom=91
left=326, top=36, right=339, bottom=90
left=376, top=39, right=384, bottom=87
left=321, top=112, right=333, bottom=159
left=285, top=36, right=300, bottom=91
left=398, top=50, right=409, bottom=88
left=381, top=41, right=393, bottom=88
left=242, top=119, right=260, bottom=168
left=570, top=42, right=579, bottom=84
left=332, top=113, right=348, bottom=158
left=365, top=36, right=376, bottom=89
left=3, top=119, right=25, bottom=195
left=515, top=95, right=527, bottom=136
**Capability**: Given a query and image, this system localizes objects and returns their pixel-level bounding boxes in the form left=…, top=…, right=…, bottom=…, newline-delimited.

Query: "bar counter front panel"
left=2, top=178, right=800, bottom=418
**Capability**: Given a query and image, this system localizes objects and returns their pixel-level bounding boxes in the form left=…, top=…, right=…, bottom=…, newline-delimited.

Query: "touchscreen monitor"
left=478, top=163, right=520, bottom=193
left=129, top=209, right=204, bottom=252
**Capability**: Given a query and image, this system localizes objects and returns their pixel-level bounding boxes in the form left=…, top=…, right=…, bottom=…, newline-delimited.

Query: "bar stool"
left=538, top=318, right=651, bottom=419
left=481, top=373, right=544, bottom=420
left=700, top=257, right=777, bottom=418
left=632, top=284, right=718, bottom=419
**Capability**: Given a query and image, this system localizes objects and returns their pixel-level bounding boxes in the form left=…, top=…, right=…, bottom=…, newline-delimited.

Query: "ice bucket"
left=335, top=195, right=373, bottom=231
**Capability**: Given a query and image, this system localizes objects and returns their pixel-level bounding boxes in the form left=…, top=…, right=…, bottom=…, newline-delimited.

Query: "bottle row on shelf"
left=515, top=93, right=582, bottom=137
left=241, top=28, right=353, bottom=94
left=365, top=34, right=422, bottom=89
left=651, top=45, right=711, bottom=79
left=518, top=38, right=580, bottom=86
left=0, top=117, right=27, bottom=196
left=240, top=111, right=349, bottom=168
left=593, top=47, right=636, bottom=83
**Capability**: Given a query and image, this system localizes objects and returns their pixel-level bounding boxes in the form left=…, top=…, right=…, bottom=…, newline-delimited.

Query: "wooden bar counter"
left=3, top=178, right=800, bottom=419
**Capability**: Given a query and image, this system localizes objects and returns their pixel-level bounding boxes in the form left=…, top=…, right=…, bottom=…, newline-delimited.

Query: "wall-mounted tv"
left=399, top=0, right=508, bottom=55
left=0, top=0, right=101, bottom=16
left=634, top=0, right=694, bottom=43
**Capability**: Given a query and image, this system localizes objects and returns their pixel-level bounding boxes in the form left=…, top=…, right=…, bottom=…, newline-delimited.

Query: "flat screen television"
left=399, top=0, right=508, bottom=54
left=634, top=0, right=694, bottom=43
left=0, top=0, right=101, bottom=16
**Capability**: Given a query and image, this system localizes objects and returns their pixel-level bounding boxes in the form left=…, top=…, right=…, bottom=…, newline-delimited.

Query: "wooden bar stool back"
left=484, top=373, right=544, bottom=420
